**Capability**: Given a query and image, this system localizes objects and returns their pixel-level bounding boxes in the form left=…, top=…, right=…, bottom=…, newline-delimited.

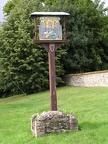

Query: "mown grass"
left=0, top=86, right=108, bottom=144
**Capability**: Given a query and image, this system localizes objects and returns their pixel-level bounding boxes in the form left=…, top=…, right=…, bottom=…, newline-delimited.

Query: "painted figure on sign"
left=39, top=17, right=62, bottom=40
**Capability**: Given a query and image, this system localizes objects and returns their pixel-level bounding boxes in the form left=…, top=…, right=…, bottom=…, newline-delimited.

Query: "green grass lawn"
left=0, top=86, right=108, bottom=144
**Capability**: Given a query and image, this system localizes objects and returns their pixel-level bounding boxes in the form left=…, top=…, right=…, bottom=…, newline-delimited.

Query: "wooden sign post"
left=31, top=12, right=70, bottom=111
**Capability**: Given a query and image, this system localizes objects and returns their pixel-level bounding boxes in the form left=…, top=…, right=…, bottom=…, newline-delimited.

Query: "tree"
left=0, top=0, right=66, bottom=97
left=0, top=0, right=108, bottom=97
left=44, top=0, right=108, bottom=73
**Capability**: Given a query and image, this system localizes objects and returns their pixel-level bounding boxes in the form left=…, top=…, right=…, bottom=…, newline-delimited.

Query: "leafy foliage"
left=0, top=0, right=108, bottom=97
left=0, top=0, right=66, bottom=97
left=44, top=0, right=108, bottom=73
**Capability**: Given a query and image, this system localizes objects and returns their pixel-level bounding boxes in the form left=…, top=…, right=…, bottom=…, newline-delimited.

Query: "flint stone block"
left=31, top=111, right=78, bottom=138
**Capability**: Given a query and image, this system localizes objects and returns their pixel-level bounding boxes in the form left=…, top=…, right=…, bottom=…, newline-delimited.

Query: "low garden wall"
left=65, top=70, right=108, bottom=86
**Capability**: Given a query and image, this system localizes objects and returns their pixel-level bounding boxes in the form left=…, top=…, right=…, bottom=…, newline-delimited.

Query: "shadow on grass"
left=79, top=121, right=108, bottom=131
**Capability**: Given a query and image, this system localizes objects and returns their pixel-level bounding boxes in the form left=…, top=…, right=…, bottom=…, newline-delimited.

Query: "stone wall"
left=65, top=70, right=108, bottom=86
left=31, top=111, right=78, bottom=138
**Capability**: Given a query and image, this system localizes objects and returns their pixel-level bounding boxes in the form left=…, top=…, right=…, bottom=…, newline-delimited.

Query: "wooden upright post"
left=48, top=43, right=57, bottom=111
left=41, top=43, right=61, bottom=111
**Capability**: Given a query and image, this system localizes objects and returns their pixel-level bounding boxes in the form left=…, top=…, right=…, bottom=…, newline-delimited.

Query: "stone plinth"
left=31, top=111, right=78, bottom=138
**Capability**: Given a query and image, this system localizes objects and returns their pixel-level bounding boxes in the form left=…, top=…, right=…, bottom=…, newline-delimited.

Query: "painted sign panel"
left=39, top=17, right=62, bottom=40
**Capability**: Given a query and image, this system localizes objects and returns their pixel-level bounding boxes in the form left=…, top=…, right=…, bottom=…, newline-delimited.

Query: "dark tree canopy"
left=44, top=0, right=108, bottom=73
left=0, top=0, right=108, bottom=97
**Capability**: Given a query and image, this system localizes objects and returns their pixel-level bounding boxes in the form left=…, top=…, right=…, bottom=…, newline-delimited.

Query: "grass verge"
left=0, top=86, right=108, bottom=144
